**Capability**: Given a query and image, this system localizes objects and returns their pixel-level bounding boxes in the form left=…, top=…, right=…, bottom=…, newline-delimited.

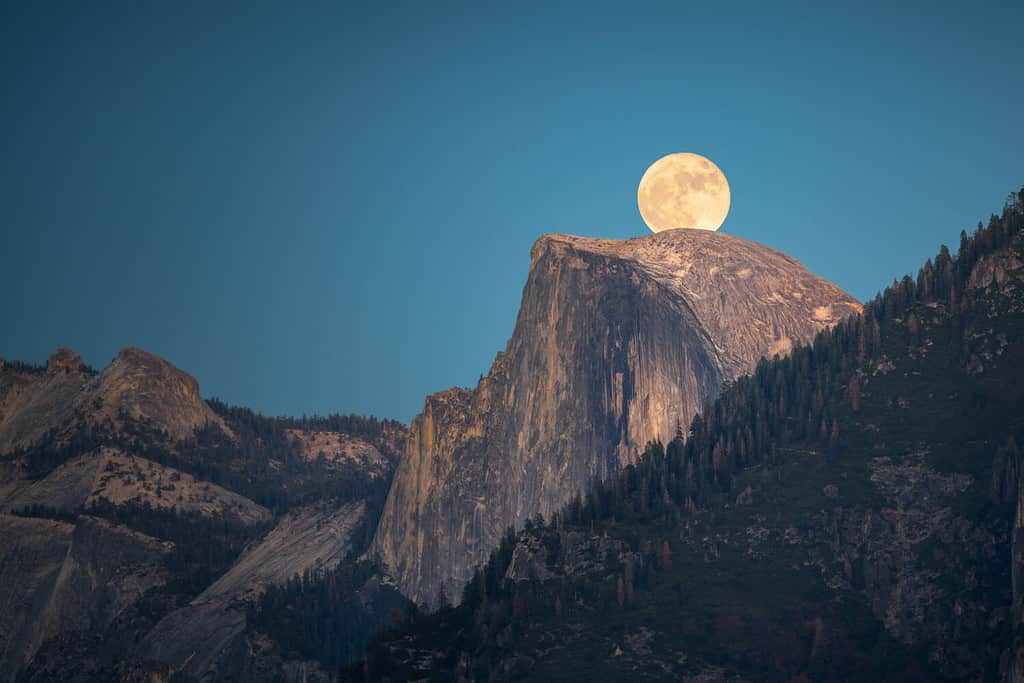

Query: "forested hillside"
left=342, top=188, right=1024, bottom=682
left=0, top=353, right=409, bottom=682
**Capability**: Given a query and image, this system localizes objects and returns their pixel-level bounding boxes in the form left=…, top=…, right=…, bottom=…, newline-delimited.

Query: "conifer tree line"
left=557, top=187, right=1024, bottom=523
left=249, top=560, right=409, bottom=672
left=0, top=395, right=403, bottom=513
left=206, top=398, right=405, bottom=450
left=342, top=188, right=1024, bottom=680
left=0, top=359, right=100, bottom=375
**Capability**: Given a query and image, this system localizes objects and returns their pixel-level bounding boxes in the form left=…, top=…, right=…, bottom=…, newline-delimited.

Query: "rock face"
left=0, top=514, right=170, bottom=683
left=136, top=500, right=366, bottom=680
left=0, top=349, right=90, bottom=455
left=285, top=429, right=393, bottom=478
left=34, top=517, right=172, bottom=648
left=0, top=516, right=74, bottom=683
left=0, top=340, right=407, bottom=680
left=84, top=347, right=230, bottom=442
left=372, top=229, right=861, bottom=605
left=203, top=499, right=366, bottom=602
left=0, top=347, right=229, bottom=455
left=1, top=447, right=272, bottom=526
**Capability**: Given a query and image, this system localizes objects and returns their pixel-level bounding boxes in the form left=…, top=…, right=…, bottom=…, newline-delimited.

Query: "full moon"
left=637, top=152, right=731, bottom=232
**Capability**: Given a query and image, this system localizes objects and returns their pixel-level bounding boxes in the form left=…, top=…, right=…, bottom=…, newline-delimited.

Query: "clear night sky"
left=3, top=1, right=1022, bottom=423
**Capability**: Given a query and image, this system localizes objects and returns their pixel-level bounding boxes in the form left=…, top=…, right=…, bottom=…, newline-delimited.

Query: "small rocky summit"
left=88, top=347, right=230, bottom=442
left=372, top=228, right=861, bottom=606
left=0, top=347, right=230, bottom=454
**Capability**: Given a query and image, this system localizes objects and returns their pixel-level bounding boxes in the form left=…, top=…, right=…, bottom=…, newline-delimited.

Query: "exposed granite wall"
left=372, top=229, right=861, bottom=606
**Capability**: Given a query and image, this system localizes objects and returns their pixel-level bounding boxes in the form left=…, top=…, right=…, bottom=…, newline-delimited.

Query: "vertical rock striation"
left=372, top=228, right=861, bottom=605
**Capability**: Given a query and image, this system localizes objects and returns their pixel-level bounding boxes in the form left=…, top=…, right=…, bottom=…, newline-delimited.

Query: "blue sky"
left=2, top=1, right=1022, bottom=422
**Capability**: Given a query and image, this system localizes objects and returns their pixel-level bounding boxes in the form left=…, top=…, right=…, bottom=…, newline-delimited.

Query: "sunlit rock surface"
left=285, top=429, right=393, bottom=478
left=372, top=229, right=861, bottom=605
left=1, top=447, right=272, bottom=526
left=0, top=347, right=230, bottom=455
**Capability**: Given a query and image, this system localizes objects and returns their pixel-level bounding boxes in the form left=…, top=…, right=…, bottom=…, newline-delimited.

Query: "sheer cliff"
left=350, top=191, right=1024, bottom=683
left=372, top=228, right=861, bottom=605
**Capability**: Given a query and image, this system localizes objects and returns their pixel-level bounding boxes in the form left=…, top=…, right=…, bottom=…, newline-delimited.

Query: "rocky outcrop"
left=503, top=530, right=634, bottom=584
left=85, top=348, right=230, bottom=442
left=372, top=229, right=860, bottom=605
left=285, top=429, right=393, bottom=478
left=0, top=347, right=229, bottom=455
left=0, top=452, right=101, bottom=513
left=0, top=514, right=170, bottom=683
left=35, top=517, right=172, bottom=647
left=804, top=452, right=998, bottom=677
left=0, top=515, right=74, bottom=683
left=203, top=499, right=366, bottom=602
left=1, top=447, right=272, bottom=525
left=969, top=251, right=1024, bottom=291
left=136, top=500, right=366, bottom=680
left=0, top=349, right=91, bottom=455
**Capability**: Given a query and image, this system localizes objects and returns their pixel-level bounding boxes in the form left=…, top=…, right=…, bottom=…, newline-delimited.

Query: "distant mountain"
left=0, top=348, right=409, bottom=682
left=372, top=229, right=861, bottom=607
left=0, top=347, right=230, bottom=456
left=348, top=189, right=1024, bottom=682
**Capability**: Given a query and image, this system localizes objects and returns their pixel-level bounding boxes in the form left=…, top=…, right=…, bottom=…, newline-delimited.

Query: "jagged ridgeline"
left=344, top=188, right=1024, bottom=682
left=0, top=348, right=411, bottom=682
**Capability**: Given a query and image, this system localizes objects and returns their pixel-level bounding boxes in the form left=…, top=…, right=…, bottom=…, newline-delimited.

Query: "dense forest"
left=248, top=560, right=411, bottom=672
left=339, top=188, right=1024, bottom=681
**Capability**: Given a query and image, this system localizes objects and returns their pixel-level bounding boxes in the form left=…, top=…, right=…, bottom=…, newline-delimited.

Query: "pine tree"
left=436, top=585, right=450, bottom=611
left=512, top=591, right=526, bottom=620
left=906, top=311, right=921, bottom=345
left=624, top=557, right=635, bottom=607
left=848, top=374, right=862, bottom=413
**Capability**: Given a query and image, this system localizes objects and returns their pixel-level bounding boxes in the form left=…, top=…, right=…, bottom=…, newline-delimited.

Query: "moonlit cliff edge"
left=371, top=229, right=862, bottom=606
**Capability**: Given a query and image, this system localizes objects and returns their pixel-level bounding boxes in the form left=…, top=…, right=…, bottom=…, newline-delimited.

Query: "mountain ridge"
left=0, top=346, right=230, bottom=456
left=0, top=344, right=409, bottom=682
